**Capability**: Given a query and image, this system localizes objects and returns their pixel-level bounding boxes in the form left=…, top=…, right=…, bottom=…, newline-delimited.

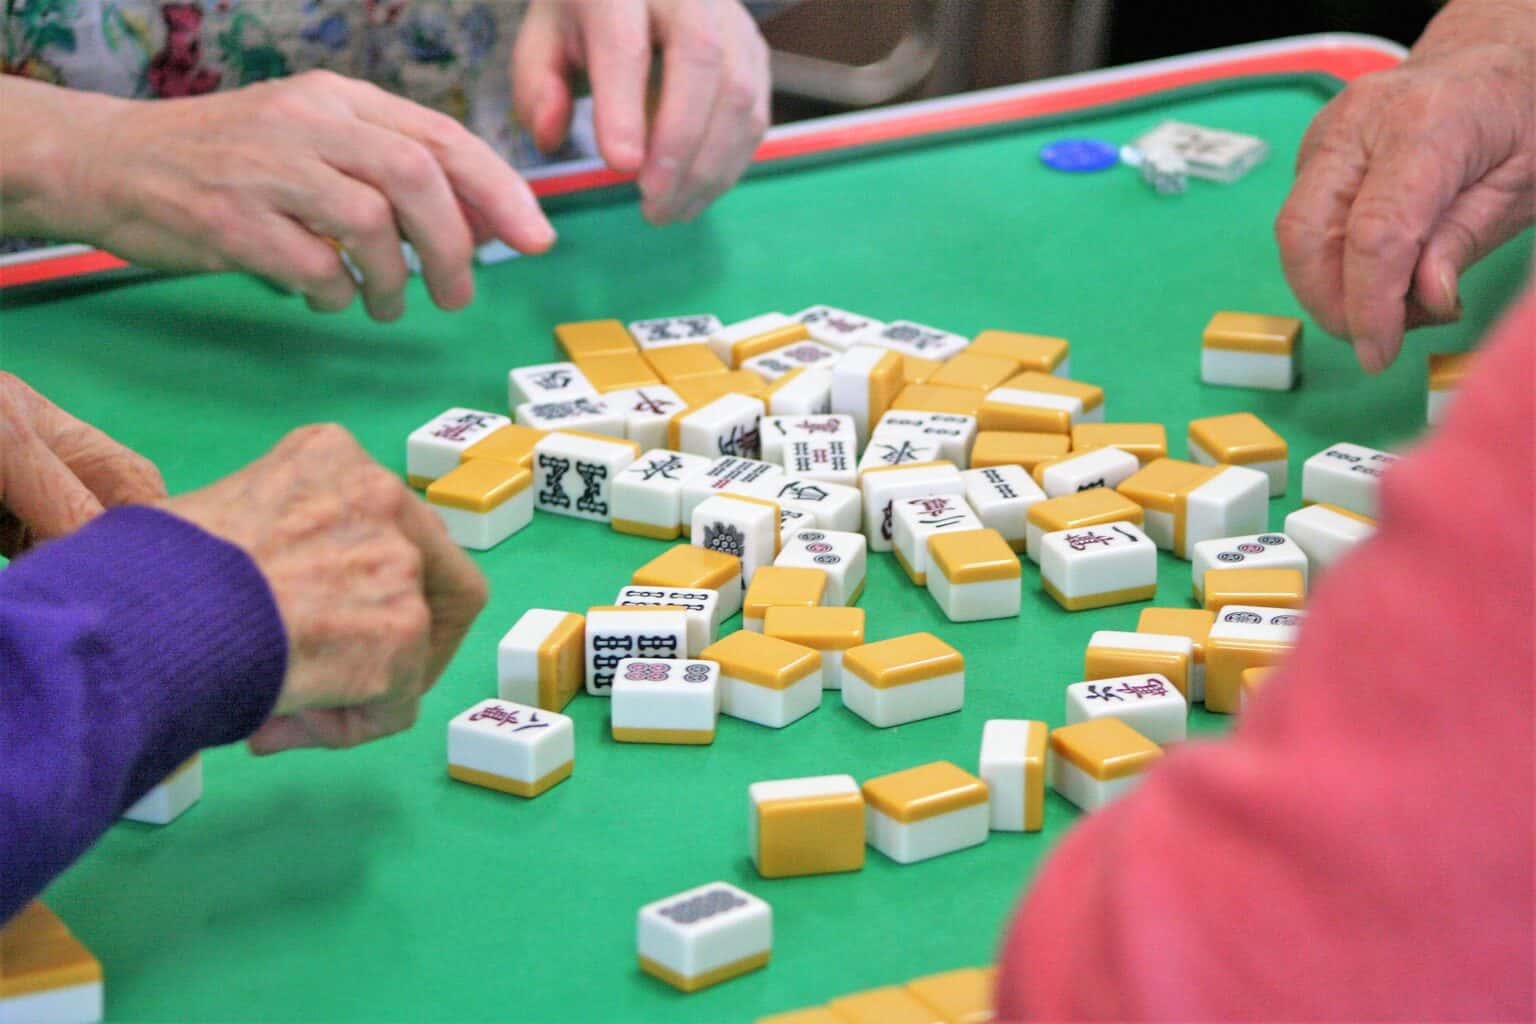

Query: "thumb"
left=1412, top=181, right=1533, bottom=323
left=512, top=5, right=575, bottom=155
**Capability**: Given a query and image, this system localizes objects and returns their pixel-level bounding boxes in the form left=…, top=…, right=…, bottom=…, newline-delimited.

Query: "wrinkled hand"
left=0, top=372, right=166, bottom=558
left=514, top=0, right=770, bottom=223
left=1274, top=0, right=1535, bottom=373
left=159, top=425, right=487, bottom=754
left=17, top=71, right=555, bottom=322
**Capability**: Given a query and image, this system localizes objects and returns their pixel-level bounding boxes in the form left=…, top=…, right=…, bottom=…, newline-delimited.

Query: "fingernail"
left=1439, top=268, right=1459, bottom=315
left=1357, top=341, right=1386, bottom=375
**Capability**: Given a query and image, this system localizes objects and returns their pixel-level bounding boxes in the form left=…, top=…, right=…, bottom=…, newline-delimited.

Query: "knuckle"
left=678, top=25, right=726, bottom=70
left=722, top=72, right=759, bottom=114
left=417, top=110, right=470, bottom=152
left=391, top=598, right=432, bottom=650
left=387, top=142, right=441, bottom=194
left=1346, top=202, right=1422, bottom=261
left=293, top=68, right=346, bottom=93
left=339, top=192, right=395, bottom=240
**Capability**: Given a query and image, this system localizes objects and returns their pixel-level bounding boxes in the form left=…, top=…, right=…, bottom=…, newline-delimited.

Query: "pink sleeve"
left=996, top=287, right=1535, bottom=1022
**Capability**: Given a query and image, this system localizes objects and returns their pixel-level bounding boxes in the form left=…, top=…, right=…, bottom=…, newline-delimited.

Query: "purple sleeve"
left=0, top=506, right=287, bottom=922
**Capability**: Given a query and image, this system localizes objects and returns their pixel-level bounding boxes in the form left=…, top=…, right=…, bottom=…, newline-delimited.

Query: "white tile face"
left=584, top=609, right=689, bottom=695
left=497, top=609, right=574, bottom=705
left=432, top=488, right=534, bottom=550
left=927, top=569, right=1021, bottom=622
left=721, top=672, right=822, bottom=727
left=675, top=394, right=765, bottom=461
left=860, top=462, right=965, bottom=551
left=447, top=699, right=574, bottom=781
left=865, top=804, right=989, bottom=864
left=741, top=340, right=842, bottom=380
left=868, top=319, right=970, bottom=361
left=1200, top=348, right=1297, bottom=391
left=122, top=758, right=202, bottom=824
left=774, top=529, right=867, bottom=605
left=755, top=476, right=862, bottom=534
left=1049, top=757, right=1146, bottom=813
left=407, top=408, right=511, bottom=483
left=1039, top=448, right=1140, bottom=498
left=629, top=314, right=723, bottom=349
left=841, top=671, right=964, bottom=728
left=603, top=386, right=688, bottom=451
left=784, top=437, right=859, bottom=487
left=509, top=361, right=597, bottom=408
left=1283, top=504, right=1375, bottom=575
left=1133, top=119, right=1269, bottom=181
left=962, top=465, right=1046, bottom=549
left=612, top=449, right=713, bottom=535
left=766, top=368, right=834, bottom=415
left=611, top=658, right=720, bottom=734
left=516, top=395, right=625, bottom=436
left=1209, top=605, right=1305, bottom=646
left=636, top=882, right=771, bottom=980
left=533, top=433, right=638, bottom=522
left=614, top=586, right=720, bottom=656
left=873, top=411, right=978, bottom=469
left=1302, top=442, right=1399, bottom=518
left=709, top=312, right=793, bottom=364
left=692, top=495, right=779, bottom=586
left=760, top=414, right=856, bottom=464
left=1188, top=438, right=1288, bottom=497
left=830, top=345, right=894, bottom=440
left=1184, top=466, right=1270, bottom=555
left=1040, top=522, right=1157, bottom=606
left=891, top=494, right=982, bottom=583
left=0, top=982, right=103, bottom=1024
left=1426, top=388, right=1453, bottom=426
left=795, top=305, right=885, bottom=350
left=1190, top=532, right=1309, bottom=600
left=979, top=720, right=1045, bottom=832
left=1065, top=674, right=1188, bottom=744
left=681, top=457, right=784, bottom=520
left=776, top=507, right=818, bottom=546
left=859, top=434, right=946, bottom=475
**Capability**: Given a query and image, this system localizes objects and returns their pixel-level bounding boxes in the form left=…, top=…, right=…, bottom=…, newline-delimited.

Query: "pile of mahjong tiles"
left=401, top=305, right=1434, bottom=1006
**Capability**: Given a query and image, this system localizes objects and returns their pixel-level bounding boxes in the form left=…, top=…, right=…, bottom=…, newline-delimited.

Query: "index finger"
left=393, top=489, right=489, bottom=689
left=1274, top=116, right=1367, bottom=341
left=347, top=83, right=557, bottom=256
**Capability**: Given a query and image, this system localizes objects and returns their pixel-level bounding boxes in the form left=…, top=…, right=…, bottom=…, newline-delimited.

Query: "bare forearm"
left=0, top=77, right=124, bottom=241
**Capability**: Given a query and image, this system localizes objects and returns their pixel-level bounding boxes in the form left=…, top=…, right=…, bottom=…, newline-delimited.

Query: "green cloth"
left=4, top=75, right=1530, bottom=1022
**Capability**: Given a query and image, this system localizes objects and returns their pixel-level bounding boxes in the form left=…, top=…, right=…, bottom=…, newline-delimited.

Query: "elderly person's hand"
left=513, top=0, right=771, bottom=224
left=0, top=72, right=556, bottom=323
left=0, top=373, right=166, bottom=558
left=1274, top=0, right=1535, bottom=373
left=160, top=425, right=487, bottom=754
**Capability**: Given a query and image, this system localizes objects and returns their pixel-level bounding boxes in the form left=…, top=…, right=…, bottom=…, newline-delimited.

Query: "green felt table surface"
left=3, top=73, right=1530, bottom=1023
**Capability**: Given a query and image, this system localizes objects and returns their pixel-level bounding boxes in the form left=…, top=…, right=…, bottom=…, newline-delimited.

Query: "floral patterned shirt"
left=4, top=0, right=546, bottom=163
